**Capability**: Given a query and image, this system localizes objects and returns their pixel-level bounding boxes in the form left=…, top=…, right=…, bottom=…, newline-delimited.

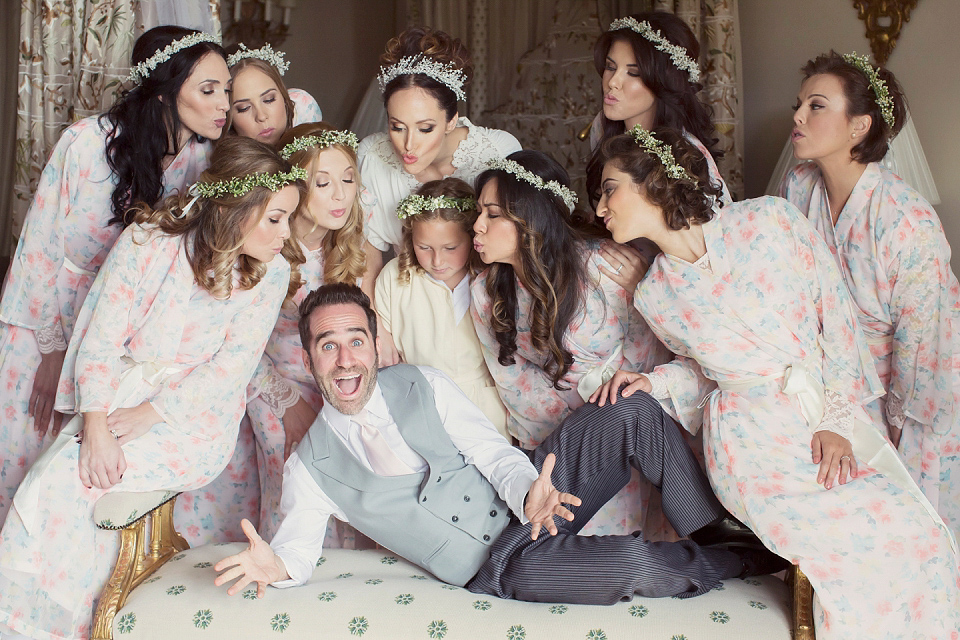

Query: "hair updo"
left=801, top=51, right=907, bottom=164
left=596, top=127, right=724, bottom=230
left=381, top=26, right=473, bottom=121
left=103, top=26, right=226, bottom=227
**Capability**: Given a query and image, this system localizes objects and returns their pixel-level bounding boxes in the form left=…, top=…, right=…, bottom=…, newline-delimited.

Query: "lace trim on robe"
left=259, top=374, right=301, bottom=418
left=36, top=322, right=67, bottom=354
left=815, top=389, right=855, bottom=440
left=885, top=391, right=906, bottom=430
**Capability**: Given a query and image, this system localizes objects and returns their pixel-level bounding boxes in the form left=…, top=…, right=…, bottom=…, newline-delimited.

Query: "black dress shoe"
left=689, top=516, right=764, bottom=549
left=728, top=544, right=793, bottom=578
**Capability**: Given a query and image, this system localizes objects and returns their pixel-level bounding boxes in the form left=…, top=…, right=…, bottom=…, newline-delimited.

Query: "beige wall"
left=281, top=0, right=395, bottom=129
left=740, top=0, right=960, bottom=256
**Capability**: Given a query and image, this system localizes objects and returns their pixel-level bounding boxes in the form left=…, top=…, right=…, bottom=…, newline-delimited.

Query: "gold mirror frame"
left=852, top=0, right=920, bottom=64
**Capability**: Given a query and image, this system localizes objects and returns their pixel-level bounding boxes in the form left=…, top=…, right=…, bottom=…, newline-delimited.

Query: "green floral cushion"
left=94, top=491, right=180, bottom=529
left=114, top=545, right=792, bottom=638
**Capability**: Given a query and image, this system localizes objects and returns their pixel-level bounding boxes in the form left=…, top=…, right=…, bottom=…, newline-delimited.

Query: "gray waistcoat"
left=300, top=364, right=511, bottom=586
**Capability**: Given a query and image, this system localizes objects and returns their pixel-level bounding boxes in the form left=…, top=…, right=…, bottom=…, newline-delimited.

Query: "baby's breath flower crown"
left=396, top=194, right=477, bottom=220
left=377, top=55, right=468, bottom=102
left=279, top=131, right=359, bottom=160
left=841, top=52, right=895, bottom=129
left=227, top=43, right=290, bottom=75
left=630, top=125, right=697, bottom=184
left=192, top=166, right=308, bottom=199
left=486, top=158, right=578, bottom=213
left=127, top=32, right=221, bottom=85
left=608, top=17, right=700, bottom=83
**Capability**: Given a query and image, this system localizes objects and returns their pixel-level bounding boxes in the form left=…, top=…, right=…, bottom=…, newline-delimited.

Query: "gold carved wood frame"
left=852, top=0, right=920, bottom=64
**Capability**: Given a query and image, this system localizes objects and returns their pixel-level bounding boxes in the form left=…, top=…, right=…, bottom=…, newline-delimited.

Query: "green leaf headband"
left=227, top=43, right=290, bottom=75
left=629, top=125, right=697, bottom=184
left=396, top=194, right=477, bottom=220
left=191, top=166, right=308, bottom=199
left=841, top=52, right=895, bottom=129
left=128, top=32, right=221, bottom=85
left=485, top=157, right=578, bottom=213
left=608, top=17, right=700, bottom=83
left=279, top=131, right=359, bottom=160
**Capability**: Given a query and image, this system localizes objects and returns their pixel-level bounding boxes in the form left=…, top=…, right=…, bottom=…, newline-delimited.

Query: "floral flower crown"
left=630, top=125, right=697, bottom=184
left=396, top=194, right=477, bottom=220
left=191, top=166, right=308, bottom=199
left=127, top=32, right=221, bottom=85
left=227, top=43, right=290, bottom=75
left=377, top=55, right=468, bottom=102
left=280, top=131, right=359, bottom=160
left=841, top=52, right=895, bottom=129
left=486, top=157, right=578, bottom=213
left=608, top=17, right=700, bottom=83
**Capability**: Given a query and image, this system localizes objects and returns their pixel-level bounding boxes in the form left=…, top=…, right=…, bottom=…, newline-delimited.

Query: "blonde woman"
left=0, top=136, right=302, bottom=639
left=246, top=122, right=372, bottom=541
left=375, top=178, right=509, bottom=439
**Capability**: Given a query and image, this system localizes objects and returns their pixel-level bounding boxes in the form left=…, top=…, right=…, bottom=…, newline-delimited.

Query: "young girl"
left=593, top=125, right=960, bottom=638
left=471, top=150, right=672, bottom=537
left=359, top=26, right=521, bottom=274
left=246, top=122, right=371, bottom=541
left=226, top=43, right=322, bottom=146
left=780, top=52, right=959, bottom=540
left=0, top=26, right=229, bottom=526
left=375, top=178, right=509, bottom=439
left=0, top=136, right=303, bottom=639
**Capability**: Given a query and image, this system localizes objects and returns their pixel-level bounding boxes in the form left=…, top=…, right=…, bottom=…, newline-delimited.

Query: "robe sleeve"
left=883, top=214, right=957, bottom=435
left=289, top=88, right=323, bottom=125
left=778, top=199, right=883, bottom=437
left=246, top=349, right=301, bottom=418
left=644, top=356, right=716, bottom=435
left=149, top=261, right=290, bottom=439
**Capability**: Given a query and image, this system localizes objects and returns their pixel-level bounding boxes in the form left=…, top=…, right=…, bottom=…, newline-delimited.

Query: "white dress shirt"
left=270, top=366, right=538, bottom=587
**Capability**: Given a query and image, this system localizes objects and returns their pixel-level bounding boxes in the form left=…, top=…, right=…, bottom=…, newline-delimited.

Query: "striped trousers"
left=468, top=392, right=741, bottom=605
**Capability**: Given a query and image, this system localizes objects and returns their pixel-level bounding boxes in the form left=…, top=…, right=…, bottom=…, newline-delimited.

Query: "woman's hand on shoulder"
left=589, top=369, right=651, bottom=407
left=377, top=320, right=402, bottom=367
left=599, top=242, right=648, bottom=292
left=283, top=398, right=318, bottom=460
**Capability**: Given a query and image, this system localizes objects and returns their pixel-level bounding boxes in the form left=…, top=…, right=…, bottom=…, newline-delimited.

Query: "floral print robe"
left=781, top=161, right=960, bottom=541
left=0, top=116, right=210, bottom=525
left=636, top=197, right=960, bottom=639
left=0, top=225, right=288, bottom=639
left=472, top=242, right=673, bottom=537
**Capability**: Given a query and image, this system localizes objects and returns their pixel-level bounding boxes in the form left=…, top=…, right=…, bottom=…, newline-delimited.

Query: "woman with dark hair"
left=0, top=136, right=301, bottom=639
left=0, top=25, right=230, bottom=525
left=592, top=125, right=960, bottom=639
left=584, top=12, right=730, bottom=208
left=245, top=122, right=370, bottom=541
left=471, top=149, right=671, bottom=536
left=358, top=27, right=521, bottom=270
left=225, top=43, right=323, bottom=146
left=779, top=52, right=959, bottom=540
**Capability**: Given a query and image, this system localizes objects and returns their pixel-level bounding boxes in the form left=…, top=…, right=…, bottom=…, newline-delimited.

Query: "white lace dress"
left=357, top=117, right=521, bottom=251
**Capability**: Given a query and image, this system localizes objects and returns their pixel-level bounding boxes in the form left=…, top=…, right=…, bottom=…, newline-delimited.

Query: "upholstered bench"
left=92, top=493, right=815, bottom=640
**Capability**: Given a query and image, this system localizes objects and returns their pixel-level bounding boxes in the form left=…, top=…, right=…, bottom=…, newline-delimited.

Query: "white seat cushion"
left=114, top=544, right=792, bottom=639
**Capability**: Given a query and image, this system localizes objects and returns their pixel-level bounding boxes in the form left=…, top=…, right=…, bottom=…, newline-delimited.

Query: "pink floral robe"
left=781, top=161, right=960, bottom=541
left=0, top=116, right=210, bottom=526
left=471, top=242, right=674, bottom=537
left=0, top=225, right=288, bottom=639
left=636, top=197, right=960, bottom=639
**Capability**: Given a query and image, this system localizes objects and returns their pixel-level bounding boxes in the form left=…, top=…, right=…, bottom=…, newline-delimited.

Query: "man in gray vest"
left=214, top=284, right=785, bottom=604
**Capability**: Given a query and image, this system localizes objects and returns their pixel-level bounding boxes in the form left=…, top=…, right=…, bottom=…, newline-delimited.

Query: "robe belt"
left=863, top=333, right=892, bottom=348
left=62, top=256, right=96, bottom=277
left=707, top=350, right=957, bottom=555
left=577, top=344, right=623, bottom=403
left=13, top=357, right=184, bottom=535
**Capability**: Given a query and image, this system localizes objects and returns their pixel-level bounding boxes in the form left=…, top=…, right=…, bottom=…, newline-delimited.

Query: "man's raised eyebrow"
left=314, top=326, right=370, bottom=343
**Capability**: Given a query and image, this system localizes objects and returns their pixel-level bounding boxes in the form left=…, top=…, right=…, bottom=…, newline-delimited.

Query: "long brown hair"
left=474, top=151, right=591, bottom=390
left=277, top=122, right=367, bottom=286
left=132, top=136, right=305, bottom=300
left=397, top=178, right=482, bottom=285
left=224, top=57, right=295, bottom=136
